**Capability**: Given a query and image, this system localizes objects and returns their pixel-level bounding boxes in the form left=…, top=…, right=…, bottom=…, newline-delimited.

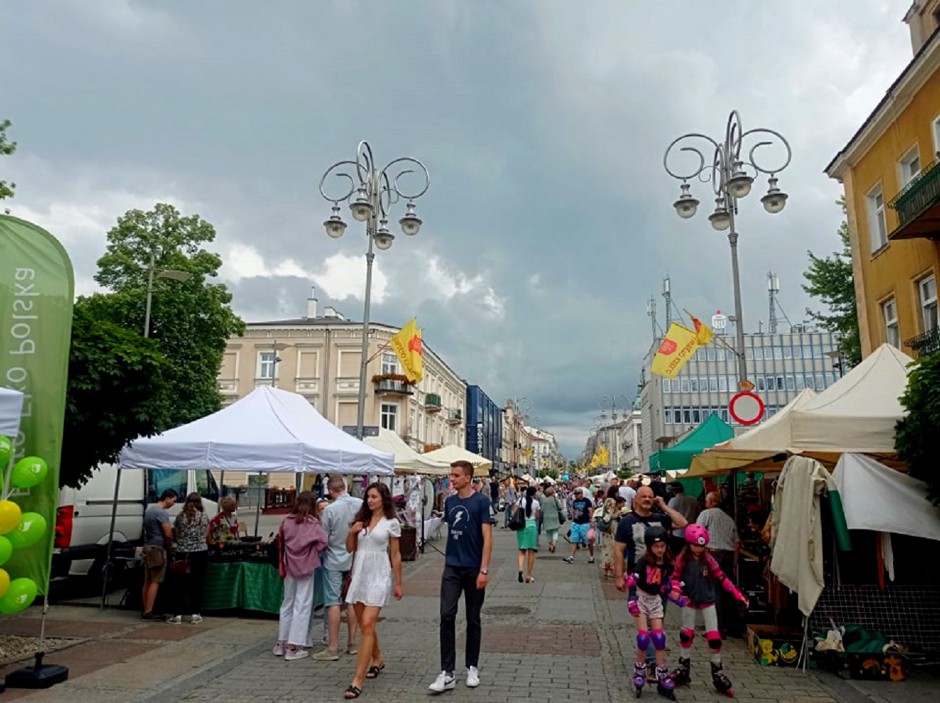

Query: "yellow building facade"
left=826, top=8, right=940, bottom=358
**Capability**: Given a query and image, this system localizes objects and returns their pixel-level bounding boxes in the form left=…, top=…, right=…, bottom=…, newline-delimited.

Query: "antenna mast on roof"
left=767, top=271, right=793, bottom=333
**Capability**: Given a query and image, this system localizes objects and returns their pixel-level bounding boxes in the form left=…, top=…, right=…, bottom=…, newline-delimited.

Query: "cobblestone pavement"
left=0, top=526, right=936, bottom=701
left=143, top=528, right=842, bottom=703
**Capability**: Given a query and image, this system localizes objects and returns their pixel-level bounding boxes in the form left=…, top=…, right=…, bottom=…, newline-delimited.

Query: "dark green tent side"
left=657, top=413, right=734, bottom=471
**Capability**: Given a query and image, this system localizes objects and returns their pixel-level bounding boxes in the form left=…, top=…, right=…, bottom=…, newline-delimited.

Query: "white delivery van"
left=52, top=465, right=220, bottom=581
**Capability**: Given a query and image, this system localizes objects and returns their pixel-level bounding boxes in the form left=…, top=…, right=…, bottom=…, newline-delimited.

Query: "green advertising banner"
left=0, top=215, right=74, bottom=595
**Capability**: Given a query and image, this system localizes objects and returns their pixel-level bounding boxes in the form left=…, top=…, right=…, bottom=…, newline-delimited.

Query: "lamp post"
left=143, top=253, right=192, bottom=338
left=663, top=111, right=792, bottom=386
left=319, top=141, right=430, bottom=440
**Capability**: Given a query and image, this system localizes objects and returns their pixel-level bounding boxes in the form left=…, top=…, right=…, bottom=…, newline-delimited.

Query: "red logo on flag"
left=658, top=339, right=677, bottom=355
left=408, top=335, right=423, bottom=356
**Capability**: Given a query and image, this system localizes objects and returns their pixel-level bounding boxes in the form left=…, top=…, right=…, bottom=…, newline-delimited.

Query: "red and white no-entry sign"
left=729, top=391, right=765, bottom=425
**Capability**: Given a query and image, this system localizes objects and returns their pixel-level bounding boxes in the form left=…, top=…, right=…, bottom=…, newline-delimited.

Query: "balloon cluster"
left=0, top=435, right=47, bottom=614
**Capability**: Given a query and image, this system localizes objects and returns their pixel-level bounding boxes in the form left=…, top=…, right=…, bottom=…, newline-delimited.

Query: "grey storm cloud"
left=1, top=0, right=913, bottom=457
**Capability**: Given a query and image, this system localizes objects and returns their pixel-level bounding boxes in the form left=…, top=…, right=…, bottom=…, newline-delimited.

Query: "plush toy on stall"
left=0, top=434, right=48, bottom=615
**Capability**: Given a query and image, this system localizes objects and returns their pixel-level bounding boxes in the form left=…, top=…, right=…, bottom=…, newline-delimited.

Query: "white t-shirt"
left=618, top=485, right=636, bottom=511
left=517, top=497, right=541, bottom=519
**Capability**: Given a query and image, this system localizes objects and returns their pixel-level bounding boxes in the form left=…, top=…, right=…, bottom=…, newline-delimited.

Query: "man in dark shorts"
left=141, top=489, right=178, bottom=620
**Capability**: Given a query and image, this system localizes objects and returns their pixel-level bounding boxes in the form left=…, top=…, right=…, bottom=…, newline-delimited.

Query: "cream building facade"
left=216, top=294, right=466, bottom=487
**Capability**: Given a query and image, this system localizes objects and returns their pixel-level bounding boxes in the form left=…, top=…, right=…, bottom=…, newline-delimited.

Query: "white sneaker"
left=273, top=643, right=286, bottom=656
left=428, top=671, right=456, bottom=693
left=190, top=614, right=203, bottom=624
left=466, top=666, right=480, bottom=687
left=284, top=648, right=309, bottom=661
left=165, top=615, right=182, bottom=624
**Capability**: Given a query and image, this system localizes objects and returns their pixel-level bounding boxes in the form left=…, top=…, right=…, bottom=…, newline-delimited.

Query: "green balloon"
left=0, top=436, right=13, bottom=468
left=0, top=577, right=38, bottom=614
left=11, top=456, right=48, bottom=489
left=0, top=536, right=11, bottom=566
left=6, top=513, right=47, bottom=549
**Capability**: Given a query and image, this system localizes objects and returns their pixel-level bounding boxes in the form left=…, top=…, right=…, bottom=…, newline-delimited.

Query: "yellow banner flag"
left=650, top=323, right=699, bottom=379
left=685, top=309, right=714, bottom=345
left=389, top=318, right=424, bottom=383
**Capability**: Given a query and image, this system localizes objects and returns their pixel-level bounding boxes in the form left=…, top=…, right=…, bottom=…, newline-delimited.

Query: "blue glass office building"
left=466, top=385, right=503, bottom=465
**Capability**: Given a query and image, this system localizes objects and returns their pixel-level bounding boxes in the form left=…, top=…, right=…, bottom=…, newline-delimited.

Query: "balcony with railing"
left=905, top=327, right=940, bottom=358
left=372, top=373, right=414, bottom=396
left=425, top=393, right=442, bottom=413
left=445, top=408, right=463, bottom=425
left=888, top=158, right=940, bottom=240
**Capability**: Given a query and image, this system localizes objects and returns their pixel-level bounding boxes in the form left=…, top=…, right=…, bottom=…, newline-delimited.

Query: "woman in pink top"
left=273, top=491, right=329, bottom=661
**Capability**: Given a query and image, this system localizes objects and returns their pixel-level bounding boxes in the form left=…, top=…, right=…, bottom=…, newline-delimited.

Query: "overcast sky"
left=1, top=1, right=914, bottom=458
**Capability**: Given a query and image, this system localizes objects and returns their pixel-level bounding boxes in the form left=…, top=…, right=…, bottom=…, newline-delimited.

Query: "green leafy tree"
left=895, top=353, right=940, bottom=505
left=91, top=203, right=245, bottom=425
left=803, top=197, right=861, bottom=367
left=61, top=303, right=172, bottom=487
left=0, top=119, right=16, bottom=201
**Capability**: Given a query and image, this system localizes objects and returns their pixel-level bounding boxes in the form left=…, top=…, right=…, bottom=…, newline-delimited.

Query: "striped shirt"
left=696, top=507, right=739, bottom=552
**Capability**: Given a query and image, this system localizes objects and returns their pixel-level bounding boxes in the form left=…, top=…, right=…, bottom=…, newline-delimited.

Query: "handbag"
left=508, top=504, right=526, bottom=531
left=556, top=498, right=567, bottom=525
left=168, top=555, right=190, bottom=575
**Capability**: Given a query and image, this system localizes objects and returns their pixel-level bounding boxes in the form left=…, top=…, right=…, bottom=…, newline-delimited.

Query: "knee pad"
left=652, top=629, right=666, bottom=651
left=636, top=630, right=651, bottom=651
left=679, top=627, right=695, bottom=649
left=706, top=630, right=722, bottom=652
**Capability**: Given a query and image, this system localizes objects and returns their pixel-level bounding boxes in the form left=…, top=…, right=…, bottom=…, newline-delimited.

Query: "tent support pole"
left=254, top=489, right=262, bottom=537
left=101, top=469, right=123, bottom=609
left=420, top=476, right=426, bottom=555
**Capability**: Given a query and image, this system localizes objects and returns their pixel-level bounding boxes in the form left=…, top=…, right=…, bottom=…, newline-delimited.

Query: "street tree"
left=61, top=302, right=172, bottom=487
left=0, top=119, right=16, bottom=201
left=895, top=352, right=940, bottom=506
left=91, top=203, right=246, bottom=426
left=802, top=197, right=861, bottom=366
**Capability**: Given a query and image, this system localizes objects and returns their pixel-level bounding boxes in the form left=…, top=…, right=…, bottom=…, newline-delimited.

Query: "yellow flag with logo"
left=685, top=309, right=714, bottom=345
left=389, top=318, right=423, bottom=383
left=650, top=323, right=699, bottom=379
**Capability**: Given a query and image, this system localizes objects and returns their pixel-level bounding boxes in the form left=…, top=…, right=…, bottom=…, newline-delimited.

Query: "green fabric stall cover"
left=202, top=561, right=324, bottom=614
left=648, top=452, right=661, bottom=474
left=657, top=413, right=734, bottom=471
left=826, top=490, right=852, bottom=551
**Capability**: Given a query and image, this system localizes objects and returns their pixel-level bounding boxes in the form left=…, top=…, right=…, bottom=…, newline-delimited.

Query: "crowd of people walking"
left=252, top=467, right=747, bottom=699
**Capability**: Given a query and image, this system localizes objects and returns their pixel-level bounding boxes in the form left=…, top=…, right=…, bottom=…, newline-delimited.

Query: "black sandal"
left=344, top=685, right=362, bottom=699
left=366, top=663, right=385, bottom=679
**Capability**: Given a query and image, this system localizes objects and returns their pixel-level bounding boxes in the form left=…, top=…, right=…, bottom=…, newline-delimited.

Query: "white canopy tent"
left=0, top=387, right=24, bottom=438
left=423, top=445, right=492, bottom=474
left=364, top=429, right=450, bottom=476
left=789, top=344, right=913, bottom=453
left=119, top=385, right=394, bottom=475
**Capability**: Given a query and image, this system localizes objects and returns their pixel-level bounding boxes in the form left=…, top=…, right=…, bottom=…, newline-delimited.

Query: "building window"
left=664, top=409, right=673, bottom=424
left=933, top=114, right=940, bottom=156
left=882, top=298, right=900, bottom=348
left=381, top=352, right=399, bottom=375
left=899, top=147, right=921, bottom=187
left=708, top=376, right=718, bottom=392
left=663, top=379, right=671, bottom=394
left=718, top=376, right=728, bottom=392
left=258, top=351, right=276, bottom=379
left=867, top=185, right=888, bottom=252
left=786, top=375, right=796, bottom=391
left=381, top=403, right=398, bottom=432
left=689, top=378, right=698, bottom=392
left=918, top=274, right=938, bottom=332
left=680, top=378, right=689, bottom=392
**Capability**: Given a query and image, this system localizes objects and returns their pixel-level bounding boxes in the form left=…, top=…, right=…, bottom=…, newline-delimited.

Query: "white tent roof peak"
left=790, top=343, right=913, bottom=453
left=364, top=429, right=451, bottom=476
left=119, top=385, right=394, bottom=474
left=423, top=445, right=492, bottom=474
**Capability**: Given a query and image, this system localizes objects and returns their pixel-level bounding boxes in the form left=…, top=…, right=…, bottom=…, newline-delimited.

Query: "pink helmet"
left=685, top=524, right=710, bottom=546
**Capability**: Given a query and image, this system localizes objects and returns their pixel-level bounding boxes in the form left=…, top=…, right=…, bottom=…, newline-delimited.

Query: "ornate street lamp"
left=319, top=141, right=430, bottom=440
left=663, top=111, right=792, bottom=385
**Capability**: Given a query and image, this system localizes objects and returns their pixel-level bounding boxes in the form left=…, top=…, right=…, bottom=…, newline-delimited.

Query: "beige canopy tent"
left=423, top=445, right=492, bottom=474
left=688, top=344, right=913, bottom=478
left=364, top=429, right=451, bottom=476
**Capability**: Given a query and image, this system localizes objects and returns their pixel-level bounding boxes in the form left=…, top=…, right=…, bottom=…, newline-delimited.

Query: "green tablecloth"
left=202, top=561, right=324, bottom=615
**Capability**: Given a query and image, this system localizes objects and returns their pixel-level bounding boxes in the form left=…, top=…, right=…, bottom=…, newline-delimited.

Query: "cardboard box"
left=747, top=625, right=804, bottom=667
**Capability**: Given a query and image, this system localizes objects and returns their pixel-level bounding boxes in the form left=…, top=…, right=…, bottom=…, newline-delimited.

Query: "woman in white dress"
left=342, top=482, right=403, bottom=700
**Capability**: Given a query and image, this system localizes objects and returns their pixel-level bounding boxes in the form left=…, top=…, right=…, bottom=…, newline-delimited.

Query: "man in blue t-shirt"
left=429, top=461, right=495, bottom=694
left=563, top=487, right=595, bottom=564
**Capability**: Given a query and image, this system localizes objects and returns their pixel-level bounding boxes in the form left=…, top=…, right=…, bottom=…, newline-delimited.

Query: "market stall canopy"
left=119, top=385, right=394, bottom=475
left=652, top=413, right=733, bottom=472
left=364, top=429, right=451, bottom=476
left=686, top=389, right=816, bottom=478
left=832, top=453, right=940, bottom=541
left=0, top=387, right=24, bottom=438
left=789, top=344, right=913, bottom=453
left=423, top=445, right=492, bottom=474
